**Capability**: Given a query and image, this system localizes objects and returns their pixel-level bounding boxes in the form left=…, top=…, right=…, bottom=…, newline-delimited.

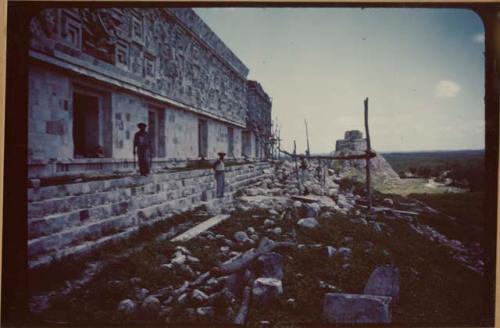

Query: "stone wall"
left=247, top=80, right=272, bottom=158
left=27, top=7, right=273, bottom=177
left=29, top=8, right=248, bottom=126
left=27, top=162, right=273, bottom=268
left=29, top=65, right=73, bottom=161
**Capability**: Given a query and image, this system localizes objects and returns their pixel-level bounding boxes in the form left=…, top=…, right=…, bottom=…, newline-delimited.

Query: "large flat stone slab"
left=170, top=214, right=231, bottom=242
left=364, top=266, right=400, bottom=301
left=323, top=293, right=392, bottom=324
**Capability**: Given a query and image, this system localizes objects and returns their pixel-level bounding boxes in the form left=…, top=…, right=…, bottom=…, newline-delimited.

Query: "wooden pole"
left=293, top=140, right=300, bottom=192
left=305, top=119, right=310, bottom=158
left=278, top=148, right=376, bottom=161
left=364, top=97, right=373, bottom=216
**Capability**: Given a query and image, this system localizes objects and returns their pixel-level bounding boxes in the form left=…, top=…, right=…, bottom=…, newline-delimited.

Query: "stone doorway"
left=198, top=119, right=208, bottom=158
left=148, top=107, right=166, bottom=158
left=73, top=92, right=101, bottom=158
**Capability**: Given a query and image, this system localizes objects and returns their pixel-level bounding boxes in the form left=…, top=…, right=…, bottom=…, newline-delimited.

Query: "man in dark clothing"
left=133, top=123, right=151, bottom=176
left=213, top=152, right=226, bottom=198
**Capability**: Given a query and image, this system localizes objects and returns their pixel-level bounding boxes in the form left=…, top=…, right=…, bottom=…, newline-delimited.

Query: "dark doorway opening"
left=198, top=119, right=208, bottom=158
left=73, top=92, right=101, bottom=158
left=228, top=127, right=234, bottom=157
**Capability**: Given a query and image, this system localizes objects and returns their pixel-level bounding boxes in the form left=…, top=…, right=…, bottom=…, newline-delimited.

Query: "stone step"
left=28, top=170, right=269, bottom=239
left=27, top=196, right=232, bottom=269
left=27, top=167, right=269, bottom=219
left=28, top=162, right=271, bottom=202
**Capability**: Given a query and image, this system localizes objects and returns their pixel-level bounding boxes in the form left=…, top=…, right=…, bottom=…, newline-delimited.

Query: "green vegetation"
left=410, top=192, right=484, bottom=245
left=383, top=150, right=485, bottom=191
left=29, top=205, right=490, bottom=327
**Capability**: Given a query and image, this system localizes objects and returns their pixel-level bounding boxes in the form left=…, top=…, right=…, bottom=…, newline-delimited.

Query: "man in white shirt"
left=213, top=152, right=226, bottom=198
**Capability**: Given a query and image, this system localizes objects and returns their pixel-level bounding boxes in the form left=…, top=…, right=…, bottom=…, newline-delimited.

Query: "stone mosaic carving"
left=29, top=8, right=248, bottom=125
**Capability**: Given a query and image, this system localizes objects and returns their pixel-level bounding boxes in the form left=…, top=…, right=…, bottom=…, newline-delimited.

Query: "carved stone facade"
left=28, top=8, right=270, bottom=177
left=245, top=80, right=272, bottom=158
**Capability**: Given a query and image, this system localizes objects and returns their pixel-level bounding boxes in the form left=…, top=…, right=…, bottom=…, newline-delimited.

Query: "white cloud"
left=434, top=80, right=462, bottom=98
left=472, top=33, right=485, bottom=44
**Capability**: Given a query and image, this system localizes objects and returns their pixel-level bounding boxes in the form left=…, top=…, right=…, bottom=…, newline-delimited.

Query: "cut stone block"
left=364, top=266, right=400, bottom=301
left=323, top=293, right=392, bottom=324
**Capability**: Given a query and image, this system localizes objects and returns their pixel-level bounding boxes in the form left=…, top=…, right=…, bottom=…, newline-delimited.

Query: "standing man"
left=133, top=123, right=151, bottom=176
left=213, top=152, right=226, bottom=198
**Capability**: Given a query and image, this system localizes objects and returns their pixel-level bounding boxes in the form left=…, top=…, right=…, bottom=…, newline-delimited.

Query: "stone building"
left=335, top=130, right=367, bottom=153
left=28, top=8, right=271, bottom=178
left=244, top=80, right=272, bottom=159
left=332, top=130, right=401, bottom=183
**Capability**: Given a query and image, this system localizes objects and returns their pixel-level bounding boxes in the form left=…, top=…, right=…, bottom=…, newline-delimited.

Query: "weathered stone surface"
left=297, top=218, right=319, bottom=229
left=338, top=247, right=352, bottom=258
left=252, top=277, right=283, bottom=307
left=326, top=246, right=337, bottom=257
left=117, top=299, right=136, bottom=315
left=364, top=266, right=400, bottom=301
left=135, top=288, right=150, bottom=301
left=257, top=252, right=284, bottom=280
left=192, top=289, right=209, bottom=303
left=234, top=231, right=250, bottom=243
left=196, top=306, right=214, bottom=317
left=323, top=293, right=392, bottom=324
left=141, top=296, right=161, bottom=316
left=304, top=203, right=321, bottom=217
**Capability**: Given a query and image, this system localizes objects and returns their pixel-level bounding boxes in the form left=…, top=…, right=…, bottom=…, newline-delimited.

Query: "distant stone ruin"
left=331, top=130, right=400, bottom=185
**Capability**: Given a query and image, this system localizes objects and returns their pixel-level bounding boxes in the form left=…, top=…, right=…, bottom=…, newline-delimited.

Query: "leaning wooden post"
left=293, top=140, right=300, bottom=192
left=364, top=97, right=373, bottom=216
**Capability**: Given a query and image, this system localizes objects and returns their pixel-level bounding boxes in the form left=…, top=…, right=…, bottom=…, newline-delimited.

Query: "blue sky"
left=195, top=8, right=485, bottom=152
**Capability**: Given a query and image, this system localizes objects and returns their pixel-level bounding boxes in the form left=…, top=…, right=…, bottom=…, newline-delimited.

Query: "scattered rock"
left=179, top=264, right=196, bottom=278
left=160, top=263, right=173, bottom=270
left=192, top=289, right=209, bottom=303
left=252, top=277, right=283, bottom=307
left=176, top=245, right=191, bottom=255
left=135, top=288, right=149, bottom=301
left=272, top=227, right=282, bottom=235
left=264, top=219, right=275, bottom=227
left=234, top=231, right=250, bottom=243
left=383, top=198, right=394, bottom=207
left=326, top=246, right=337, bottom=257
left=196, top=306, right=214, bottom=317
left=171, top=253, right=187, bottom=265
left=141, top=296, right=161, bottom=317
left=373, top=222, right=383, bottom=233
left=269, top=209, right=279, bottom=216
left=338, top=247, right=352, bottom=258
left=304, top=203, right=321, bottom=217
left=130, top=277, right=142, bottom=285
left=224, top=271, right=247, bottom=298
left=257, top=252, right=284, bottom=280
left=250, top=234, right=260, bottom=241
left=364, top=266, right=400, bottom=302
left=293, top=200, right=302, bottom=207
left=247, top=227, right=256, bottom=234
left=343, top=236, right=354, bottom=243
left=297, top=218, right=319, bottom=229
left=177, top=293, right=188, bottom=304
left=323, top=293, right=392, bottom=324
left=117, top=299, right=136, bottom=316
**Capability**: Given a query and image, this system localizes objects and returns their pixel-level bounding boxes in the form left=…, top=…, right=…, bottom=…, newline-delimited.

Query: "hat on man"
left=137, top=123, right=147, bottom=128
